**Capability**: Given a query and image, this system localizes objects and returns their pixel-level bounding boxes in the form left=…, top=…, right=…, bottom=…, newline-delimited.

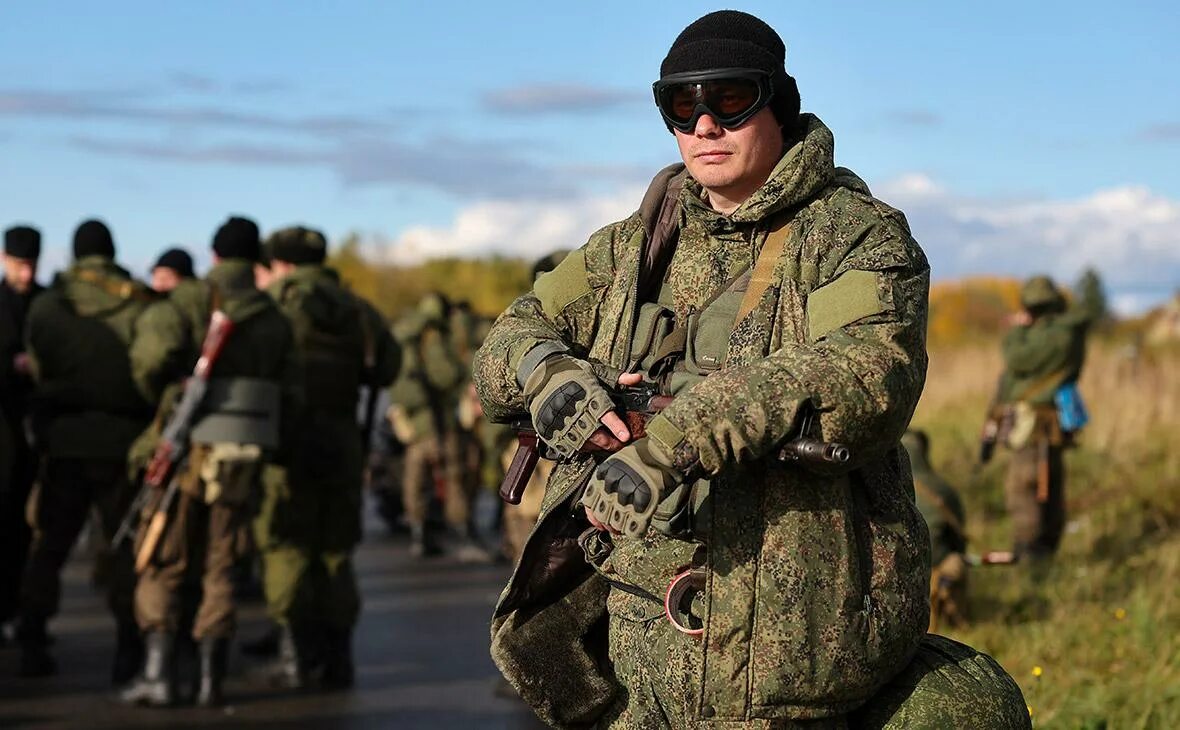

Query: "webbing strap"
left=734, top=222, right=793, bottom=326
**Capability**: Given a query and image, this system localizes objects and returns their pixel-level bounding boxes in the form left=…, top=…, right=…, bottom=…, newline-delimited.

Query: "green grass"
left=912, top=342, right=1180, bottom=728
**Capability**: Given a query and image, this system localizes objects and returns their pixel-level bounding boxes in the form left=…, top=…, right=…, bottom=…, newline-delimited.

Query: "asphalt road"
left=0, top=503, right=545, bottom=730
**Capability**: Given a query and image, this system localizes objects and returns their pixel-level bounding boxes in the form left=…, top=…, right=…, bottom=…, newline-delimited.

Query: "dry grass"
left=910, top=339, right=1180, bottom=728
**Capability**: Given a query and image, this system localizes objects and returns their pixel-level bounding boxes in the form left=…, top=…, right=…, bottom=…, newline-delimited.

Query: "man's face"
left=3, top=254, right=37, bottom=294
left=674, top=106, right=784, bottom=210
left=151, top=266, right=182, bottom=293
left=254, top=263, right=272, bottom=290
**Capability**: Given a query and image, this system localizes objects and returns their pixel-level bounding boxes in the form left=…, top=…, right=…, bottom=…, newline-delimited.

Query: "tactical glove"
left=582, top=438, right=683, bottom=538
left=523, top=355, right=614, bottom=459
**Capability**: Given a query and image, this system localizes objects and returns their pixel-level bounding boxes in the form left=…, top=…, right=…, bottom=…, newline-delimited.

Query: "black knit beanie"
left=659, top=10, right=801, bottom=131
left=267, top=226, right=327, bottom=265
left=212, top=216, right=261, bottom=262
left=4, top=225, right=41, bottom=259
left=153, top=247, right=195, bottom=278
left=73, top=219, right=116, bottom=259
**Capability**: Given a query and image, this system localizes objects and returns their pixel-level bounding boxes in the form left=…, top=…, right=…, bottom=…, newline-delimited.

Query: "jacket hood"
left=57, top=256, right=145, bottom=318
left=1021, top=275, right=1066, bottom=313
left=680, top=113, right=848, bottom=229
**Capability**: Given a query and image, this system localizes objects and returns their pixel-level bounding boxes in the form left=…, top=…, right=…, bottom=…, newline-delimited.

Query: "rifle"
left=500, top=381, right=850, bottom=505
left=130, top=310, right=235, bottom=573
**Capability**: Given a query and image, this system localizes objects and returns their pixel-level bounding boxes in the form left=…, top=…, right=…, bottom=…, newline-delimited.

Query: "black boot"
left=16, top=619, right=56, bottom=678
left=119, top=632, right=175, bottom=707
left=195, top=638, right=229, bottom=707
left=265, top=624, right=308, bottom=690
left=320, top=627, right=354, bottom=690
left=408, top=522, right=442, bottom=559
left=111, top=621, right=145, bottom=686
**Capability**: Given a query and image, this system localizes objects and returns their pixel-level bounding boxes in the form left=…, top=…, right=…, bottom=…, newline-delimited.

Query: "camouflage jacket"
left=475, top=114, right=931, bottom=724
left=25, top=256, right=154, bottom=460
left=389, top=309, right=462, bottom=439
left=997, top=272, right=1102, bottom=407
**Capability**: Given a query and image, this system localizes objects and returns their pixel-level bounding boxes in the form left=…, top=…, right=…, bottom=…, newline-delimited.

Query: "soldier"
left=149, top=247, right=195, bottom=294
left=474, top=11, right=1028, bottom=727
left=258, top=226, right=399, bottom=690
left=448, top=301, right=494, bottom=562
left=902, top=429, right=969, bottom=631
left=120, top=216, right=299, bottom=707
left=0, top=225, right=45, bottom=638
left=982, top=271, right=1103, bottom=560
left=17, top=220, right=154, bottom=682
left=388, top=293, right=467, bottom=559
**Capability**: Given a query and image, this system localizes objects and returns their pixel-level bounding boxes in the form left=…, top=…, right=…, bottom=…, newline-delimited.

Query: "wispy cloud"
left=878, top=172, right=1180, bottom=309
left=0, top=88, right=388, bottom=135
left=481, top=84, right=641, bottom=114
left=168, top=73, right=290, bottom=96
left=1135, top=123, right=1180, bottom=143
left=883, top=110, right=943, bottom=128
left=69, top=133, right=584, bottom=199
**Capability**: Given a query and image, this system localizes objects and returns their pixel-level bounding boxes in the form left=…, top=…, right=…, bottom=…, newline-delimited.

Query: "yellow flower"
left=1114, top=608, right=1127, bottom=621
left=1032, top=665, right=1043, bottom=678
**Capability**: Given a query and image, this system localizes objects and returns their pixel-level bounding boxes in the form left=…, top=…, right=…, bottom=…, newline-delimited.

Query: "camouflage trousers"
left=401, top=430, right=479, bottom=528
left=19, top=458, right=136, bottom=633
left=601, top=591, right=848, bottom=729
left=134, top=491, right=251, bottom=640
left=1004, top=441, right=1065, bottom=558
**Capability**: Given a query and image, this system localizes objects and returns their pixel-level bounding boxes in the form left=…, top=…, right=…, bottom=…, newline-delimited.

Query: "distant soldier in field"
left=388, top=293, right=468, bottom=559
left=120, top=216, right=299, bottom=708
left=149, top=247, right=196, bottom=294
left=982, top=270, right=1103, bottom=560
left=0, top=225, right=45, bottom=638
left=258, top=225, right=399, bottom=690
left=17, top=220, right=154, bottom=682
left=902, top=429, right=969, bottom=631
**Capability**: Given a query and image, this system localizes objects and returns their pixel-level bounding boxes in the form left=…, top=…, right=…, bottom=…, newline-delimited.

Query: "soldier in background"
left=120, top=216, right=299, bottom=707
left=448, top=301, right=493, bottom=562
left=149, top=247, right=195, bottom=294
left=983, top=270, right=1103, bottom=560
left=902, top=429, right=969, bottom=631
left=388, top=293, right=464, bottom=559
left=0, top=225, right=45, bottom=639
left=258, top=226, right=399, bottom=690
left=17, top=220, right=154, bottom=682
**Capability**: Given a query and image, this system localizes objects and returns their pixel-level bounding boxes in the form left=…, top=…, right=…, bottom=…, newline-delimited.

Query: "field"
left=912, top=338, right=1180, bottom=729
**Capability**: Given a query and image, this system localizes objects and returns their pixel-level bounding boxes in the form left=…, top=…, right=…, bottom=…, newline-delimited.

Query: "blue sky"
left=2, top=1, right=1178, bottom=311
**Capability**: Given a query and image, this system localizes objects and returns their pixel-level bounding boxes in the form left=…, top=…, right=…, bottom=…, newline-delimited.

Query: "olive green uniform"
left=993, top=272, right=1101, bottom=559
left=389, top=303, right=463, bottom=532
left=261, top=265, right=398, bottom=633
left=129, top=260, right=298, bottom=640
left=19, top=256, right=154, bottom=666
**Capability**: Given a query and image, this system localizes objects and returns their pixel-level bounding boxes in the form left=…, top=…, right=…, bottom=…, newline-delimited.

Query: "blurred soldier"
left=982, top=270, right=1103, bottom=560
left=120, top=216, right=299, bottom=707
left=259, top=226, right=399, bottom=690
left=902, top=429, right=969, bottom=631
left=149, top=247, right=195, bottom=294
left=449, top=301, right=493, bottom=561
left=0, top=225, right=45, bottom=637
left=17, top=220, right=154, bottom=682
left=388, top=293, right=465, bottom=559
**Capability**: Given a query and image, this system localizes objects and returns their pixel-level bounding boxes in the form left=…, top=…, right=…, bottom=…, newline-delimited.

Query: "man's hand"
left=580, top=372, right=643, bottom=453
left=581, top=438, right=682, bottom=538
left=524, top=356, right=631, bottom=459
left=1006, top=310, right=1033, bottom=328
left=13, top=352, right=31, bottom=376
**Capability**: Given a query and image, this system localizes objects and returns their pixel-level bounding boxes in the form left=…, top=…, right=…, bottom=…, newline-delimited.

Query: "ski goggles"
left=653, top=68, right=774, bottom=133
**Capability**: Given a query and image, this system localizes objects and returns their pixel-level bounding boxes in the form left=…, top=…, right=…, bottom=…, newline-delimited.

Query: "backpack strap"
left=637, top=163, right=688, bottom=303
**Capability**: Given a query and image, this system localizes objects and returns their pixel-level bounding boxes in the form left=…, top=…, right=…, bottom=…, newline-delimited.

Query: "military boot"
left=16, top=620, right=56, bottom=678
left=408, top=522, right=442, bottom=558
left=119, top=632, right=175, bottom=707
left=195, top=637, right=229, bottom=707
left=265, top=624, right=309, bottom=690
left=320, top=627, right=355, bottom=690
left=111, top=621, right=145, bottom=686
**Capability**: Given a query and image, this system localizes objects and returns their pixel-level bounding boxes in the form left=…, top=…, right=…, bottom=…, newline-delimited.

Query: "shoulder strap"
left=735, top=221, right=793, bottom=325
left=74, top=268, right=154, bottom=303
left=638, top=163, right=688, bottom=302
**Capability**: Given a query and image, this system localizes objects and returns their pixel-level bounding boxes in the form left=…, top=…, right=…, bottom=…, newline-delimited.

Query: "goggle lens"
left=654, top=74, right=770, bottom=132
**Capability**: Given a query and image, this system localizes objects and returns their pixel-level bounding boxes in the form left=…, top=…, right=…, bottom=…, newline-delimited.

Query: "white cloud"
left=877, top=173, right=1180, bottom=312
left=377, top=186, right=644, bottom=264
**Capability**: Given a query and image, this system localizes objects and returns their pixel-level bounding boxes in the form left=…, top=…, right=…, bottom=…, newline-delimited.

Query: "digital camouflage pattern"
left=476, top=114, right=933, bottom=724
